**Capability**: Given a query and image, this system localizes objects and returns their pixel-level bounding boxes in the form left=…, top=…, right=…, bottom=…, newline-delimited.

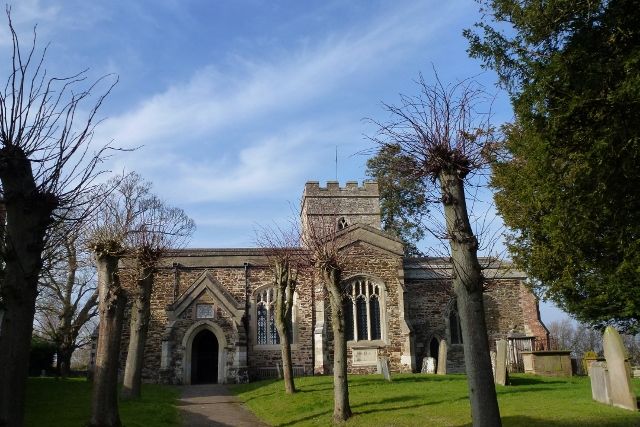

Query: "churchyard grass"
left=231, top=373, right=640, bottom=426
left=25, top=377, right=180, bottom=426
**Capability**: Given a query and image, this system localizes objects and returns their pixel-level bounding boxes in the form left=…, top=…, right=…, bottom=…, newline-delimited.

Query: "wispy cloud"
left=97, top=1, right=449, bottom=147
left=114, top=118, right=360, bottom=203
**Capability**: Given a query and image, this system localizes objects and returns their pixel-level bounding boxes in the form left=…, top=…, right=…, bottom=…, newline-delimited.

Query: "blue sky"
left=2, top=0, right=567, bottom=324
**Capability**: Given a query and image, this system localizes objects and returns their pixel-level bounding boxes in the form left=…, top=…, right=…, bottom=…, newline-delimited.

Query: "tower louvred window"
left=337, top=217, right=349, bottom=230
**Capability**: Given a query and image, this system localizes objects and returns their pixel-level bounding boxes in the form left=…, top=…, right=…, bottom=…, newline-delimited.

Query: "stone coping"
left=404, top=257, right=527, bottom=280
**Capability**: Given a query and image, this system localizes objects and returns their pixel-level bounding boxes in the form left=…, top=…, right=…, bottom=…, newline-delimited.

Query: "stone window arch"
left=337, top=216, right=349, bottom=231
left=343, top=277, right=384, bottom=342
left=254, top=286, right=297, bottom=348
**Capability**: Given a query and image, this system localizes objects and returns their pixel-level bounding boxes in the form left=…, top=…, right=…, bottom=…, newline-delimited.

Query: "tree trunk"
left=439, top=170, right=501, bottom=427
left=0, top=146, right=55, bottom=427
left=274, top=261, right=296, bottom=394
left=58, top=346, right=73, bottom=378
left=324, top=267, right=352, bottom=422
left=90, top=253, right=126, bottom=427
left=0, top=274, right=39, bottom=427
left=122, top=266, right=153, bottom=399
left=59, top=234, right=77, bottom=380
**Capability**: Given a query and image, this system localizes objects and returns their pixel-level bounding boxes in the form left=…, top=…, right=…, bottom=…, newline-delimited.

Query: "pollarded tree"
left=256, top=224, right=306, bottom=395
left=0, top=9, right=116, bottom=426
left=88, top=175, right=137, bottom=427
left=122, top=175, right=194, bottom=399
left=369, top=73, right=501, bottom=427
left=465, top=0, right=640, bottom=331
left=301, top=215, right=352, bottom=422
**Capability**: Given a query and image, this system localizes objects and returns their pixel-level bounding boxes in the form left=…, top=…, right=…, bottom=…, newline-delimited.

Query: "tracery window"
left=343, top=278, right=383, bottom=341
left=337, top=217, right=349, bottom=231
left=256, top=287, right=279, bottom=345
left=449, top=301, right=463, bottom=345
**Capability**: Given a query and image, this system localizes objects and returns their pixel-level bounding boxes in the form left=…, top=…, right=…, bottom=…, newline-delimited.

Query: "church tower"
left=300, top=181, right=381, bottom=241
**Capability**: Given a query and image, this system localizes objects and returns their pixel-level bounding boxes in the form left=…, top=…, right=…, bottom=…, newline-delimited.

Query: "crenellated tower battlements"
left=301, top=181, right=381, bottom=240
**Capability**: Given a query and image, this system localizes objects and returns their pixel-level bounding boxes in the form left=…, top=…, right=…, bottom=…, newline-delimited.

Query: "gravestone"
left=377, top=356, right=392, bottom=381
left=276, top=363, right=282, bottom=379
left=494, top=339, right=508, bottom=386
left=421, top=357, right=436, bottom=374
left=437, top=340, right=447, bottom=375
left=490, top=351, right=496, bottom=378
left=603, top=327, right=637, bottom=411
left=589, top=361, right=611, bottom=405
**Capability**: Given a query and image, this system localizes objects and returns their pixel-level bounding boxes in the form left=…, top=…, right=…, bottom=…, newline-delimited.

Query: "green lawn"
left=25, top=377, right=180, bottom=427
left=232, top=374, right=640, bottom=426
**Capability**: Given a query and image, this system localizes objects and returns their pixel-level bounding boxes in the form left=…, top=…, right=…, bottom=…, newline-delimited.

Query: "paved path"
left=177, top=384, right=268, bottom=427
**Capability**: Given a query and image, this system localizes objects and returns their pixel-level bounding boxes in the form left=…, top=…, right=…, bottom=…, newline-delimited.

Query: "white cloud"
left=115, top=118, right=360, bottom=203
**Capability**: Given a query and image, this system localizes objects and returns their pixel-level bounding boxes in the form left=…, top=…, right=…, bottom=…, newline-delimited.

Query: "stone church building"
left=116, top=181, right=548, bottom=384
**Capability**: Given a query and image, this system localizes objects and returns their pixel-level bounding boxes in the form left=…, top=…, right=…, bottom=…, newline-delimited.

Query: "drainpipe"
left=243, top=262, right=251, bottom=376
left=172, top=262, right=181, bottom=303
left=310, top=277, right=315, bottom=376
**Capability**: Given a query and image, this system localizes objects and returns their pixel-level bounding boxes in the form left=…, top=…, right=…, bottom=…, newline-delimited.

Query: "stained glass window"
left=356, top=296, right=368, bottom=341
left=343, top=279, right=383, bottom=341
left=269, top=308, right=279, bottom=345
left=369, top=296, right=381, bottom=340
left=256, top=287, right=291, bottom=346
left=257, top=304, right=267, bottom=345
left=344, top=297, right=354, bottom=341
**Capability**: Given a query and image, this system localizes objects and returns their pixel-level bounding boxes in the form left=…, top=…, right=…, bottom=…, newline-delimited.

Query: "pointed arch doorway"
left=430, top=337, right=440, bottom=372
left=191, top=329, right=219, bottom=384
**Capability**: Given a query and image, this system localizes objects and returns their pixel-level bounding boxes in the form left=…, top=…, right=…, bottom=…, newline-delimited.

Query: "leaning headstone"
left=437, top=340, right=448, bottom=375
left=603, top=327, right=637, bottom=411
left=378, top=356, right=392, bottom=381
left=494, top=339, right=509, bottom=386
left=589, top=361, right=611, bottom=405
left=602, top=326, right=638, bottom=411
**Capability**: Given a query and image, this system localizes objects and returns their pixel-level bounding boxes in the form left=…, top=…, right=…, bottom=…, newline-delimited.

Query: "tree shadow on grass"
left=497, top=386, right=560, bottom=395
left=457, top=415, right=640, bottom=427
left=508, top=376, right=569, bottom=386
left=274, top=394, right=461, bottom=426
